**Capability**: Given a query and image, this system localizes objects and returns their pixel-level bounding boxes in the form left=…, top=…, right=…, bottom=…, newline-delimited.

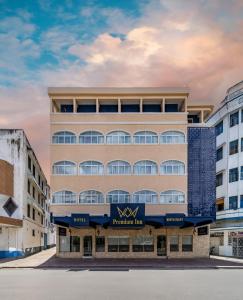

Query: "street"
left=0, top=269, right=243, bottom=300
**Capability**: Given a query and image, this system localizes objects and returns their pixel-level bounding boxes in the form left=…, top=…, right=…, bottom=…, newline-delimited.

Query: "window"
left=32, top=165, right=35, bottom=177
left=79, top=190, right=104, bottom=204
left=107, top=190, right=130, bottom=203
left=132, top=236, right=154, bottom=252
left=60, top=104, right=73, bottom=112
left=108, top=236, right=129, bottom=252
left=216, top=173, right=223, bottom=187
left=182, top=236, right=193, bottom=252
left=241, top=138, right=243, bottom=152
left=133, top=190, right=158, bottom=204
left=79, top=131, right=104, bottom=144
left=38, top=175, right=41, bottom=186
left=215, top=120, right=223, bottom=136
left=52, top=161, right=76, bottom=175
left=52, top=131, right=76, bottom=144
left=230, top=111, right=239, bottom=127
left=32, top=229, right=35, bottom=237
left=160, top=160, right=185, bottom=175
left=32, top=208, right=35, bottom=220
left=240, top=195, right=243, bottom=208
left=242, top=110, right=243, bottom=123
left=96, top=236, right=105, bottom=252
left=134, top=131, right=158, bottom=144
left=27, top=180, right=31, bottom=194
left=229, top=168, right=238, bottom=183
left=160, top=131, right=185, bottom=144
left=32, top=186, right=35, bottom=199
left=52, top=191, right=77, bottom=204
left=106, top=131, right=131, bottom=144
left=70, top=236, right=80, bottom=252
left=216, top=147, right=223, bottom=161
left=107, top=160, right=131, bottom=175
left=229, top=140, right=238, bottom=155
left=28, top=156, right=31, bottom=170
left=80, top=161, right=104, bottom=175
left=27, top=204, right=30, bottom=218
left=229, top=196, right=238, bottom=210
left=160, top=190, right=185, bottom=204
left=170, top=236, right=179, bottom=252
left=241, top=166, right=243, bottom=180
left=134, top=160, right=158, bottom=175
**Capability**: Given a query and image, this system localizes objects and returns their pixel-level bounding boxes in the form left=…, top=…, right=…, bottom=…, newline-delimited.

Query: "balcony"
left=217, top=208, right=243, bottom=220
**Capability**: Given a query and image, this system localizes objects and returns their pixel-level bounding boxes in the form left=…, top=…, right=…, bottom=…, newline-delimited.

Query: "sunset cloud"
left=1, top=0, right=243, bottom=179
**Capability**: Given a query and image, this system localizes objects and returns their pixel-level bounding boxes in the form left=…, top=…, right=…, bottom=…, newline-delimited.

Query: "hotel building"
left=0, top=129, right=55, bottom=258
left=207, top=81, right=243, bottom=257
left=49, top=87, right=216, bottom=258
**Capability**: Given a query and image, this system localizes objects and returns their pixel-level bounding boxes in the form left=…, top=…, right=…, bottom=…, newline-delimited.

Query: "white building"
left=207, top=81, right=243, bottom=257
left=0, top=129, right=55, bottom=258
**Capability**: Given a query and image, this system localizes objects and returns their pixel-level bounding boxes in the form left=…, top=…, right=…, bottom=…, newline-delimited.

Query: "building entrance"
left=157, top=235, right=167, bottom=256
left=83, top=236, right=92, bottom=256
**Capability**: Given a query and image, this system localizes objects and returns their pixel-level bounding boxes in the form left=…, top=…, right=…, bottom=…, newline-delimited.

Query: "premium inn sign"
left=110, top=204, right=145, bottom=227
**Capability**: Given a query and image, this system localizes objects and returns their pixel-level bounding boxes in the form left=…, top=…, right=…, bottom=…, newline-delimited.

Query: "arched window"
left=134, top=160, right=158, bottom=175
left=160, top=160, right=185, bottom=175
left=79, top=131, right=104, bottom=144
left=52, top=131, right=76, bottom=144
left=134, top=131, right=158, bottom=144
left=52, top=191, right=77, bottom=204
left=79, top=190, right=104, bottom=204
left=52, top=161, right=76, bottom=175
left=106, top=190, right=130, bottom=203
left=160, top=131, right=185, bottom=144
left=80, top=161, right=104, bottom=175
left=133, top=190, right=158, bottom=204
left=160, top=190, right=185, bottom=204
left=107, top=160, right=131, bottom=175
left=106, top=131, right=131, bottom=144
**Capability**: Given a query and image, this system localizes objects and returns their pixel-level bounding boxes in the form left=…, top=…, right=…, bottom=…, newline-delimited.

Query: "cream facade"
left=0, top=129, right=55, bottom=258
left=49, top=87, right=215, bottom=259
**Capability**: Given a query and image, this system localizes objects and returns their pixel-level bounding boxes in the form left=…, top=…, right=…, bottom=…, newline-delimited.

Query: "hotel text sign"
left=70, top=214, right=89, bottom=227
left=165, top=214, right=185, bottom=227
left=110, top=204, right=145, bottom=227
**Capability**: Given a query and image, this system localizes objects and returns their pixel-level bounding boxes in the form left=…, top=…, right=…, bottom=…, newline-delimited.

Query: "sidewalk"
left=1, top=249, right=243, bottom=269
left=0, top=247, right=56, bottom=268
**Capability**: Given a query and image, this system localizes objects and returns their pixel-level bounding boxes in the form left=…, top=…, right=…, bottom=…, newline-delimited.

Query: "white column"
left=73, top=98, right=77, bottom=113
left=96, top=98, right=99, bottom=113
left=118, top=98, right=121, bottom=113
left=140, top=98, right=143, bottom=113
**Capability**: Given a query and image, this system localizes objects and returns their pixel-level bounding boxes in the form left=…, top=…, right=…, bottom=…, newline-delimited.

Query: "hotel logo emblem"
left=117, top=206, right=139, bottom=218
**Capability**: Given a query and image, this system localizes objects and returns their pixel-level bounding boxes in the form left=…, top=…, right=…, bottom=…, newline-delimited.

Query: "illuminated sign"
left=110, top=204, right=145, bottom=227
left=70, top=214, right=89, bottom=227
left=165, top=214, right=185, bottom=227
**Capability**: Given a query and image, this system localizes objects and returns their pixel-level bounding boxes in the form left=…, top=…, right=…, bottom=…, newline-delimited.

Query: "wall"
left=188, top=127, right=216, bottom=218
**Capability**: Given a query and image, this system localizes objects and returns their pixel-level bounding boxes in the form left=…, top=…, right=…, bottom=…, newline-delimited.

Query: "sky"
left=0, top=0, right=243, bottom=180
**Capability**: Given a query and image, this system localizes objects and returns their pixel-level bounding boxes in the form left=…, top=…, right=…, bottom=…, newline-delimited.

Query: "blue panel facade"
left=188, top=127, right=216, bottom=219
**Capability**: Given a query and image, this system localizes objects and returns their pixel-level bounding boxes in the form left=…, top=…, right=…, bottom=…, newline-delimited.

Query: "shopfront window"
left=170, top=235, right=179, bottom=252
left=182, top=235, right=193, bottom=252
left=132, top=236, right=154, bottom=252
left=70, top=236, right=80, bottom=252
left=96, top=236, right=105, bottom=252
left=59, top=236, right=70, bottom=252
left=108, top=236, right=129, bottom=252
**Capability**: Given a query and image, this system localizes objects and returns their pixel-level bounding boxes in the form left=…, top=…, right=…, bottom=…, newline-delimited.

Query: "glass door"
left=157, top=235, right=167, bottom=256
left=83, top=236, right=92, bottom=256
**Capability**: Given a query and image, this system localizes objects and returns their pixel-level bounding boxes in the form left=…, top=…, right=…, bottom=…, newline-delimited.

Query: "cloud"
left=1, top=0, right=243, bottom=179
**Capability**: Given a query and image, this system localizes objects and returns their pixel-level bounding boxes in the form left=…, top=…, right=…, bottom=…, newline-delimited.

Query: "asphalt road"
left=0, top=269, right=243, bottom=300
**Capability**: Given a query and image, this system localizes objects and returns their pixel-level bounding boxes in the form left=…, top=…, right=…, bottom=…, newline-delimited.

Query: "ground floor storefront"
left=56, top=225, right=211, bottom=259
left=210, top=227, right=243, bottom=257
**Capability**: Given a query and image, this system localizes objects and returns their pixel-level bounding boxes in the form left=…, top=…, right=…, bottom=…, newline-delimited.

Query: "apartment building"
left=49, top=87, right=216, bottom=258
left=0, top=129, right=55, bottom=258
left=207, top=81, right=243, bottom=257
